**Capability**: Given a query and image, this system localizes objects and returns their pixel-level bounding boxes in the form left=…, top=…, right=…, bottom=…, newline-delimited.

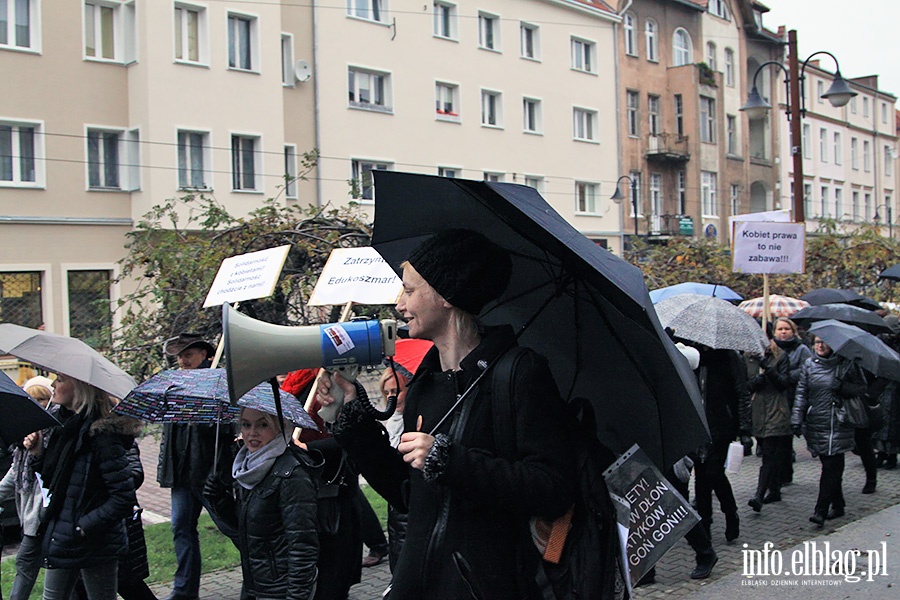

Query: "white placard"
left=308, top=247, right=403, bottom=306
left=732, top=221, right=806, bottom=274
left=202, top=245, right=291, bottom=308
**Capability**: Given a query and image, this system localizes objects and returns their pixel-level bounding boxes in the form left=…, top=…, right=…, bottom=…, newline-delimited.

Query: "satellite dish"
left=294, top=60, right=312, bottom=83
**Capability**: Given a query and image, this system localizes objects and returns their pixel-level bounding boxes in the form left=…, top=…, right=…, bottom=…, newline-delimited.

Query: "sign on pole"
left=202, top=245, right=291, bottom=308
left=732, top=221, right=806, bottom=274
left=308, top=247, right=403, bottom=306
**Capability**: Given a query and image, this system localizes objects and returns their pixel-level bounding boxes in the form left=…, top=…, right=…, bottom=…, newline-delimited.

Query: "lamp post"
left=610, top=175, right=638, bottom=238
left=740, top=30, right=857, bottom=224
left=874, top=203, right=893, bottom=240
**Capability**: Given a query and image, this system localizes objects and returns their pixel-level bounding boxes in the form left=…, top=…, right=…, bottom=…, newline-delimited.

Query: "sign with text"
left=203, top=245, right=291, bottom=308
left=732, top=221, right=806, bottom=274
left=603, top=445, right=699, bottom=587
left=308, top=247, right=403, bottom=306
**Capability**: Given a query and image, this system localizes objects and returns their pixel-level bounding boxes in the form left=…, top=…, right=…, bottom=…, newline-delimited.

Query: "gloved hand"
left=792, top=424, right=803, bottom=438
left=740, top=435, right=753, bottom=456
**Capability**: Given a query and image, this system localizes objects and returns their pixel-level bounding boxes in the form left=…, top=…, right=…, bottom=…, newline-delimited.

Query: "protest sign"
left=202, top=245, right=291, bottom=308
left=603, top=445, right=700, bottom=586
left=732, top=221, right=805, bottom=274
left=308, top=247, right=402, bottom=306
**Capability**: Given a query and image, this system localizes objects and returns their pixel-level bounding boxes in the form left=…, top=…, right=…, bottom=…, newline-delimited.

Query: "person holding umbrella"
left=772, top=317, right=812, bottom=485
left=316, top=229, right=575, bottom=600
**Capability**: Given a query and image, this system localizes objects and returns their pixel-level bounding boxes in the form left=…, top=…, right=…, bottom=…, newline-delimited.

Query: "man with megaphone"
left=316, top=229, right=576, bottom=600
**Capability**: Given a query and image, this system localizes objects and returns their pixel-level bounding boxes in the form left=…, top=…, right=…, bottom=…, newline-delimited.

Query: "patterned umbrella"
left=655, top=294, right=768, bottom=356
left=738, top=295, right=809, bottom=318
left=115, top=369, right=316, bottom=428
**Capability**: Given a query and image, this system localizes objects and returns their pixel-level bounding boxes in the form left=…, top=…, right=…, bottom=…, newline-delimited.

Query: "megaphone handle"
left=318, top=365, right=359, bottom=423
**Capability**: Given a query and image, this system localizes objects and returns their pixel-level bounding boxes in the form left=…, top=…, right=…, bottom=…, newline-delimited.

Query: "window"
left=834, top=132, right=842, bottom=165
left=347, top=0, right=385, bottom=23
left=85, top=1, right=134, bottom=62
left=802, top=123, right=810, bottom=157
left=701, top=171, right=717, bottom=216
left=227, top=13, right=257, bottom=71
left=863, top=97, right=869, bottom=117
left=706, top=42, right=716, bottom=72
left=864, top=140, right=871, bottom=171
left=709, top=0, right=729, bottom=19
left=524, top=175, right=543, bottom=191
left=433, top=2, right=456, bottom=39
left=571, top=37, right=594, bottom=73
left=724, top=48, right=734, bottom=87
left=435, top=82, right=459, bottom=119
left=804, top=183, right=813, bottom=219
left=627, top=91, right=639, bottom=137
left=351, top=160, right=389, bottom=200
left=174, top=4, right=205, bottom=64
left=648, top=95, right=660, bottom=136
left=886, top=145, right=894, bottom=177
left=0, top=271, right=43, bottom=327
left=727, top=115, right=737, bottom=155
left=0, top=120, right=42, bottom=186
left=483, top=171, right=504, bottom=182
left=852, top=191, right=860, bottom=221
left=177, top=130, right=210, bottom=190
left=882, top=102, right=888, bottom=124
left=523, top=98, right=541, bottom=133
left=851, top=96, right=857, bottom=114
left=819, top=128, right=828, bottom=163
left=1, top=0, right=37, bottom=50
left=834, top=188, right=843, bottom=220
left=481, top=90, right=502, bottom=127
left=819, top=186, right=829, bottom=218
left=816, top=81, right=824, bottom=104
left=573, top=108, right=597, bottom=142
left=674, top=95, right=684, bottom=137
left=87, top=127, right=139, bottom=190
left=623, top=12, right=636, bottom=56
left=349, top=67, right=391, bottom=112
left=438, top=167, right=457, bottom=178
left=520, top=22, right=539, bottom=60
left=851, top=137, right=859, bottom=169
left=280, top=34, right=295, bottom=86
left=677, top=171, right=686, bottom=213
left=649, top=173, right=662, bottom=217
left=700, top=96, right=716, bottom=143
left=575, top=182, right=598, bottom=214
left=644, top=20, right=657, bottom=62
left=730, top=184, right=740, bottom=215
left=67, top=270, right=112, bottom=348
left=283, top=145, right=297, bottom=199
left=478, top=12, right=499, bottom=51
left=231, top=134, right=259, bottom=191
left=630, top=171, right=642, bottom=216
left=865, top=193, right=872, bottom=221
left=672, top=29, right=691, bottom=66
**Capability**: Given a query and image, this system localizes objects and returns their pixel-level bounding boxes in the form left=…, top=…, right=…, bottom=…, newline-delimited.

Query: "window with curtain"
left=227, top=13, right=254, bottom=70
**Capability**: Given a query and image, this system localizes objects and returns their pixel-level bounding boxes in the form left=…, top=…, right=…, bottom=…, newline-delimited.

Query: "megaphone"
left=223, top=303, right=397, bottom=422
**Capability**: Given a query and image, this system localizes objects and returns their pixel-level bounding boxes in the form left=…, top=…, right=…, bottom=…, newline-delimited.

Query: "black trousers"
left=694, top=440, right=737, bottom=526
left=854, top=427, right=877, bottom=483
left=815, top=453, right=845, bottom=516
left=668, top=469, right=715, bottom=564
left=755, top=435, right=792, bottom=498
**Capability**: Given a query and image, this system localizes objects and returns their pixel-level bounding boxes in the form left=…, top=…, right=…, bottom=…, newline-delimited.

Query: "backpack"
left=491, top=347, right=627, bottom=600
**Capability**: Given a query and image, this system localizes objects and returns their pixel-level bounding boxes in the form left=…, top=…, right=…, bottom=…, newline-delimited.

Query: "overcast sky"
left=762, top=1, right=900, bottom=98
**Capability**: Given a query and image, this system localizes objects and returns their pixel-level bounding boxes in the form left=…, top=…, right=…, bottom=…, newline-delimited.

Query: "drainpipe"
left=312, top=0, right=323, bottom=207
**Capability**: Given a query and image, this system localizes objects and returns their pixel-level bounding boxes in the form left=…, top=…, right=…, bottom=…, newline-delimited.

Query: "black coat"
left=697, top=348, right=752, bottom=443
left=792, top=355, right=858, bottom=456
left=336, top=326, right=575, bottom=600
left=40, top=412, right=139, bottom=570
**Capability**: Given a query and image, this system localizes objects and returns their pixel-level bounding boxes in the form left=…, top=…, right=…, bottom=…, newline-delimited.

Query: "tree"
left=113, top=194, right=374, bottom=380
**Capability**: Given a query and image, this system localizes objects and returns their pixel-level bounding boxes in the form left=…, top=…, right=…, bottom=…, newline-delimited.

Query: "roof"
left=571, top=0, right=617, bottom=15
left=670, top=0, right=708, bottom=11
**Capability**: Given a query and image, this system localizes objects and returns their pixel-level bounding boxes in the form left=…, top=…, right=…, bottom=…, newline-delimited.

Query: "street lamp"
left=610, top=175, right=638, bottom=237
left=740, top=30, right=857, bottom=224
left=874, top=203, right=893, bottom=240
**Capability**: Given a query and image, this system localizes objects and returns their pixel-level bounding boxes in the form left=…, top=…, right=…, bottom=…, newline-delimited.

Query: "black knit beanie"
left=406, top=229, right=512, bottom=315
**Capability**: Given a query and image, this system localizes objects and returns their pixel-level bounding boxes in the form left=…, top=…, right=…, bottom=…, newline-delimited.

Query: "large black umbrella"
left=807, top=320, right=900, bottom=381
left=800, top=288, right=881, bottom=312
left=0, top=370, right=61, bottom=446
left=879, top=265, right=900, bottom=281
left=790, top=304, right=892, bottom=335
left=371, top=171, right=707, bottom=469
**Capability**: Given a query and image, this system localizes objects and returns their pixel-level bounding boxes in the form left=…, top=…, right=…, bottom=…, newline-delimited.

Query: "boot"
left=762, top=489, right=782, bottom=504
left=862, top=479, right=876, bottom=494
left=725, top=512, right=740, bottom=542
left=748, top=496, right=763, bottom=512
left=809, top=513, right=825, bottom=527
left=690, top=552, right=718, bottom=580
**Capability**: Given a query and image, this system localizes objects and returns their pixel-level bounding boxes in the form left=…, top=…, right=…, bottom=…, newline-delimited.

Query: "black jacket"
left=697, top=348, right=752, bottom=443
left=40, top=412, right=139, bottom=570
left=335, top=326, right=575, bottom=600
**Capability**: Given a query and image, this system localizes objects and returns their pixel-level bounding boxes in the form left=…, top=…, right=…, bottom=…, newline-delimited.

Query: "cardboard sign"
left=202, top=245, right=291, bottom=308
left=308, top=247, right=403, bottom=307
left=732, top=221, right=806, bottom=274
left=603, top=445, right=700, bottom=587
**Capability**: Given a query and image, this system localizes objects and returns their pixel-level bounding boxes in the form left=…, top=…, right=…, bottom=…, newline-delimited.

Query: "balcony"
left=644, top=133, right=690, bottom=163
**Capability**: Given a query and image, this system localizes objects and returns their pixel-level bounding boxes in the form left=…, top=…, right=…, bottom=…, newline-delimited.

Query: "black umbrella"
left=790, top=304, right=892, bottom=335
left=879, top=264, right=900, bottom=281
left=0, top=370, right=61, bottom=446
left=371, top=171, right=707, bottom=469
left=807, top=320, right=900, bottom=382
left=800, top=288, right=881, bottom=312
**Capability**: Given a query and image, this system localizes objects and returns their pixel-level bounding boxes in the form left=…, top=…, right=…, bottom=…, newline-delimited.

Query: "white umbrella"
left=655, top=294, right=768, bottom=357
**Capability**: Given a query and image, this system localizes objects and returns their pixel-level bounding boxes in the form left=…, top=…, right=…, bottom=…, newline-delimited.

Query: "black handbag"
left=841, top=396, right=869, bottom=428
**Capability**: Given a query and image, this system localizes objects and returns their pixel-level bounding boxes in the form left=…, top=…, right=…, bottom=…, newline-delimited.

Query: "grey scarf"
left=232, top=435, right=288, bottom=490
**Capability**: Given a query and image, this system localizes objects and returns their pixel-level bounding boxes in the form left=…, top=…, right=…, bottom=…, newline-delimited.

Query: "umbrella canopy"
left=649, top=282, right=743, bottom=304
left=371, top=171, right=707, bottom=469
left=879, top=265, right=900, bottom=281
left=0, top=324, right=135, bottom=399
left=790, top=304, right=891, bottom=335
left=115, top=369, right=316, bottom=429
left=807, top=320, right=900, bottom=382
left=0, top=370, right=61, bottom=446
left=655, top=294, right=769, bottom=357
left=738, top=295, right=809, bottom=318
left=800, top=288, right=882, bottom=312
left=386, top=338, right=434, bottom=379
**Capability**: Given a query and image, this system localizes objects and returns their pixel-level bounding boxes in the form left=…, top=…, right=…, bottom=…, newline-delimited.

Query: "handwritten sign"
left=732, top=221, right=806, bottom=274
left=202, top=246, right=291, bottom=308
left=308, top=247, right=403, bottom=306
